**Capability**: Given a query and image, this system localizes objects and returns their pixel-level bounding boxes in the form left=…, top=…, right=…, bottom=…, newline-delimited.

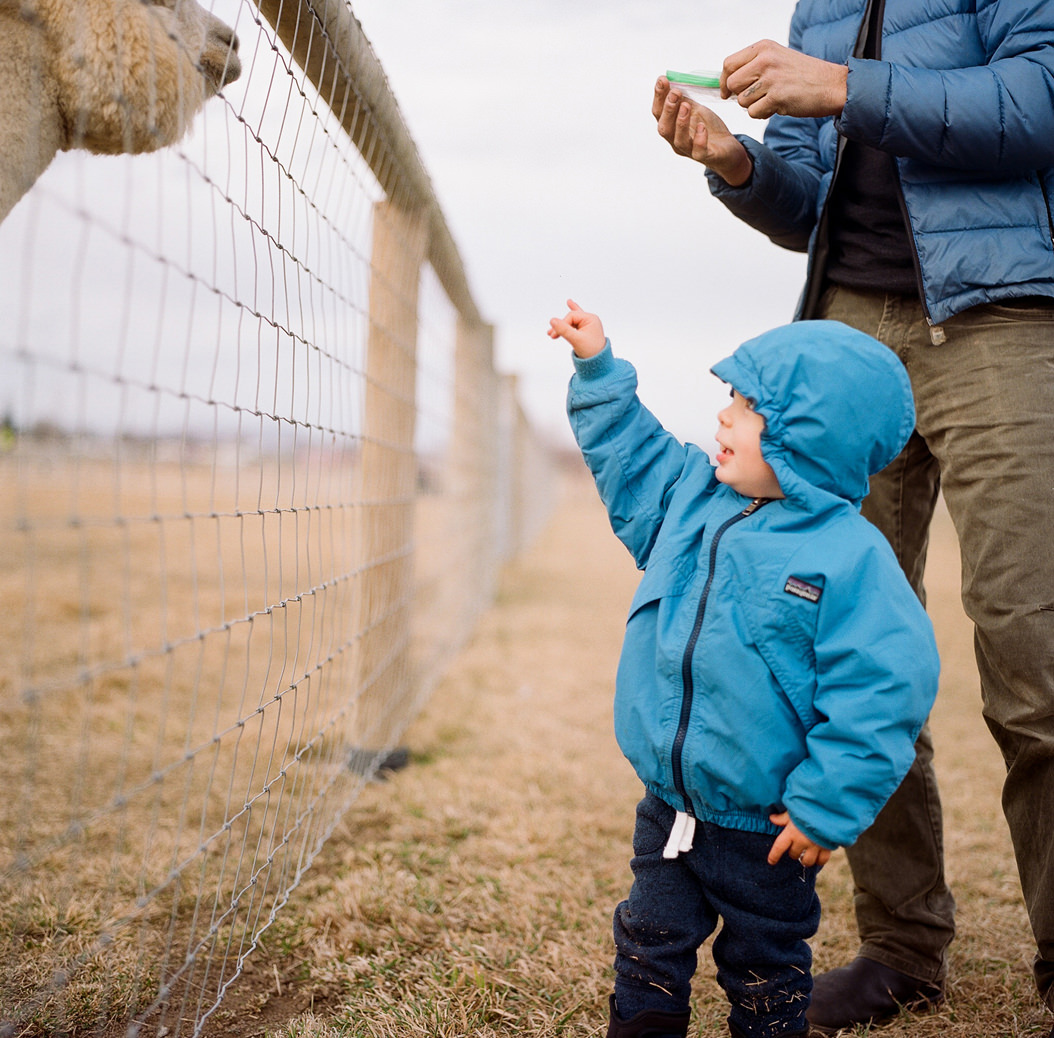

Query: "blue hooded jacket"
left=706, top=0, right=1054, bottom=327
left=568, top=320, right=939, bottom=849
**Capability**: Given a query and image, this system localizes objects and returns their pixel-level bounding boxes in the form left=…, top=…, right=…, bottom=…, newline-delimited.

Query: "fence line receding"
left=0, top=1, right=557, bottom=1034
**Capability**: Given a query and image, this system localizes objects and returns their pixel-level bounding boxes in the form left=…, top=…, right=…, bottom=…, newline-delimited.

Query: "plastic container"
left=665, top=69, right=726, bottom=104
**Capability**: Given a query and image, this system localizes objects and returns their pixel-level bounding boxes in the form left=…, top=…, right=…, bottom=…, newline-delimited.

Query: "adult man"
left=652, top=1, right=1054, bottom=1033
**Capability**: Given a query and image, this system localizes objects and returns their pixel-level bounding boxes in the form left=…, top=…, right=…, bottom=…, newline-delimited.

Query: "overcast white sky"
left=348, top=0, right=807, bottom=448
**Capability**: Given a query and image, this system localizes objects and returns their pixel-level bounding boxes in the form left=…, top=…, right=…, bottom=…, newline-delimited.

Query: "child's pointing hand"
left=548, top=299, right=606, bottom=359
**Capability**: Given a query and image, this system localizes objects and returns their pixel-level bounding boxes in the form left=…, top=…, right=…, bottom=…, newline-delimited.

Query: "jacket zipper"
left=800, top=0, right=873, bottom=321
left=1041, top=175, right=1054, bottom=249
left=670, top=497, right=770, bottom=815
left=891, top=165, right=944, bottom=343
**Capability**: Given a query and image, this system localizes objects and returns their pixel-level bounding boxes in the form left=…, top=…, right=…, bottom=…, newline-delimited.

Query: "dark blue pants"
left=613, top=794, right=821, bottom=1038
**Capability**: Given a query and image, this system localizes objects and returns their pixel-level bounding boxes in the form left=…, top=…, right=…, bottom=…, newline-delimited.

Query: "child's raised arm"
left=548, top=299, right=606, bottom=359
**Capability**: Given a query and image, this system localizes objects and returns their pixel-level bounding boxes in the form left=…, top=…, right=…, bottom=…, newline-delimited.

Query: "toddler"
left=547, top=301, right=940, bottom=1038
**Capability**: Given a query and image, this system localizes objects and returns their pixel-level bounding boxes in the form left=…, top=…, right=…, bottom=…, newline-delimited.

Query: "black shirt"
left=823, top=0, right=918, bottom=294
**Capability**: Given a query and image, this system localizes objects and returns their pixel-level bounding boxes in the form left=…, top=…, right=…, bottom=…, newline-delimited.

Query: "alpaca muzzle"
left=202, top=17, right=241, bottom=91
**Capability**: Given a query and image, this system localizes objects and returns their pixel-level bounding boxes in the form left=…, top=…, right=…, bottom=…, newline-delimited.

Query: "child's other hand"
left=768, top=811, right=832, bottom=868
left=548, top=299, right=606, bottom=359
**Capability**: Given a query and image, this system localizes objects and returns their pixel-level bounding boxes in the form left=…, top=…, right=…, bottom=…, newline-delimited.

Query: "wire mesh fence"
left=0, top=1, right=557, bottom=1033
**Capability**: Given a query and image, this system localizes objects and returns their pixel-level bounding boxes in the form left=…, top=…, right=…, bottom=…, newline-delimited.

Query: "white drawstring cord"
left=662, top=810, right=696, bottom=859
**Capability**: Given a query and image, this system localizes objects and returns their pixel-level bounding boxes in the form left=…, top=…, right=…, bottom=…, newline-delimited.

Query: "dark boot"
left=806, top=955, right=944, bottom=1034
left=606, top=994, right=690, bottom=1038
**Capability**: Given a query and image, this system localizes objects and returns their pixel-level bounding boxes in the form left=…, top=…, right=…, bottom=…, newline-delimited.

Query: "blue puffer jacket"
left=707, top=0, right=1054, bottom=326
left=568, top=321, right=939, bottom=849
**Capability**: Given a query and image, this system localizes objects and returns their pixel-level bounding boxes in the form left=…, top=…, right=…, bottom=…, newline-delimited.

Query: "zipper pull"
left=742, top=497, right=769, bottom=516
left=663, top=810, right=697, bottom=859
left=929, top=324, right=946, bottom=346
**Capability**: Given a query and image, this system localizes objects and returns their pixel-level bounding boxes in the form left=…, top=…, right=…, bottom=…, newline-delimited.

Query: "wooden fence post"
left=448, top=318, right=498, bottom=630
left=353, top=199, right=429, bottom=759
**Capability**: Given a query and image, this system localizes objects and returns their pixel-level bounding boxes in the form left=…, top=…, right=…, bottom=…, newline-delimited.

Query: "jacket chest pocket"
left=740, top=595, right=822, bottom=730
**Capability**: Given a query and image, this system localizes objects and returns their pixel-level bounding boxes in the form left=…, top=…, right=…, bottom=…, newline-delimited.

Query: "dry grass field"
left=0, top=444, right=491, bottom=1035
left=0, top=446, right=371, bottom=1034
left=202, top=466, right=1051, bottom=1038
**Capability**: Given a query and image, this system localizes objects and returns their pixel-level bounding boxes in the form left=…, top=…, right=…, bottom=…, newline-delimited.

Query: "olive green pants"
left=818, top=285, right=1054, bottom=1006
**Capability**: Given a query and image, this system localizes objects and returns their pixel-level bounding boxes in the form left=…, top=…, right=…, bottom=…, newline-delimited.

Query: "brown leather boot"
left=606, top=994, right=691, bottom=1038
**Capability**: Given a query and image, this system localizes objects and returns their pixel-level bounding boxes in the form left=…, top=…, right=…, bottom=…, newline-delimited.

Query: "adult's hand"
left=652, top=77, right=753, bottom=187
left=723, top=39, right=848, bottom=119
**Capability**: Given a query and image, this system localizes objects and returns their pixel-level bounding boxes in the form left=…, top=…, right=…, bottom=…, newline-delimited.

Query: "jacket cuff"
left=836, top=57, right=891, bottom=144
left=571, top=339, right=615, bottom=380
left=705, top=135, right=763, bottom=199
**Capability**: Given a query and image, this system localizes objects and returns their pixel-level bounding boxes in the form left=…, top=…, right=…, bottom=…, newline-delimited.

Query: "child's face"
left=714, top=391, right=784, bottom=499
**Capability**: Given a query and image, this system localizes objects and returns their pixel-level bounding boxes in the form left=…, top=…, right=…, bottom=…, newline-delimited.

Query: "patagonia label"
left=784, top=576, right=822, bottom=603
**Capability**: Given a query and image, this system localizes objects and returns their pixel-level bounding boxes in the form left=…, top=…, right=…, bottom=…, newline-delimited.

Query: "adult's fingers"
left=655, top=87, right=687, bottom=147
left=660, top=93, right=706, bottom=158
left=722, top=41, right=762, bottom=91
left=652, top=76, right=671, bottom=120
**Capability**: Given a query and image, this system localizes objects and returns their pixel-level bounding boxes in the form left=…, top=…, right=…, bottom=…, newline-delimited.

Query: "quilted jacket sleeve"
left=838, top=0, right=1054, bottom=174
left=707, top=133, right=826, bottom=253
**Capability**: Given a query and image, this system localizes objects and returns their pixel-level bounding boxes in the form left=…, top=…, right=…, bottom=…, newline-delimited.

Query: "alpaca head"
left=40, top=0, right=242, bottom=155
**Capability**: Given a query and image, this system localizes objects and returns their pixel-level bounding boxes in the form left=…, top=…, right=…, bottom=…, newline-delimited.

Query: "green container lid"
left=666, top=69, right=721, bottom=89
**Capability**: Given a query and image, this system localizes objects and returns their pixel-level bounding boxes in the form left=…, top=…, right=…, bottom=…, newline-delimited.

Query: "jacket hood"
left=710, top=321, right=914, bottom=506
